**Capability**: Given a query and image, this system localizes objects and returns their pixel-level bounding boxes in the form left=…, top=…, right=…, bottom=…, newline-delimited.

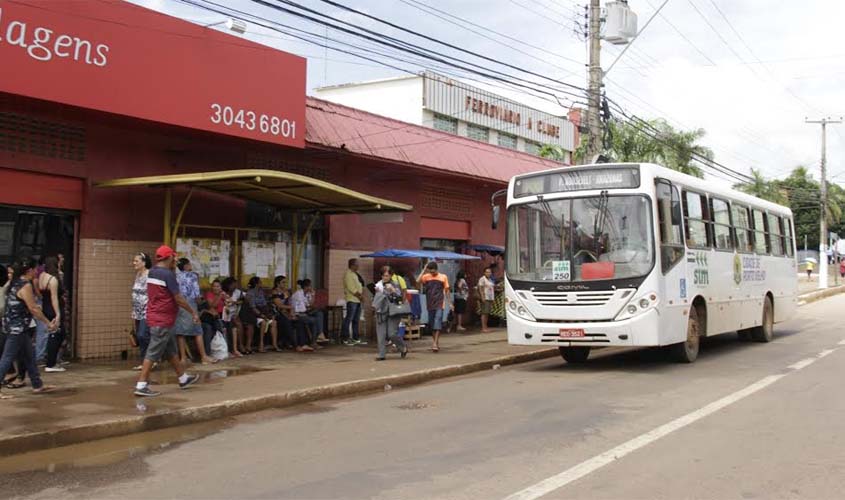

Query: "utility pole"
left=586, top=0, right=602, bottom=163
left=806, top=117, right=843, bottom=289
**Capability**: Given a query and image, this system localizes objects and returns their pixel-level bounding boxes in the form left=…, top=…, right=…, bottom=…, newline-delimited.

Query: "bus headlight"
left=507, top=296, right=535, bottom=321
left=616, top=292, right=659, bottom=321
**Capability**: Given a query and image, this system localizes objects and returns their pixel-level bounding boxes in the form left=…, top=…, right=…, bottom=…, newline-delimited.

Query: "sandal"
left=32, top=385, right=56, bottom=394
left=6, top=381, right=26, bottom=389
left=0, top=393, right=14, bottom=400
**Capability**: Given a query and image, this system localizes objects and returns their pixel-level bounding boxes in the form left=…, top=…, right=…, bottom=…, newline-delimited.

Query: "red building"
left=0, top=0, right=565, bottom=359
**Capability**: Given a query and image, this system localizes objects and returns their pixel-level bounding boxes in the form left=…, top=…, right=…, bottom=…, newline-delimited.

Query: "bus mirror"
left=492, top=206, right=501, bottom=230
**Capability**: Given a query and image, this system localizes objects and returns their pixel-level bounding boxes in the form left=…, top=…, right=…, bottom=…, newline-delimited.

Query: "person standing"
left=806, top=260, right=814, bottom=280
left=477, top=267, right=495, bottom=333
left=341, top=259, right=363, bottom=345
left=418, top=261, right=449, bottom=352
left=134, top=246, right=199, bottom=397
left=372, top=268, right=408, bottom=361
left=131, top=252, right=152, bottom=371
left=174, top=258, right=215, bottom=364
left=38, top=256, right=66, bottom=372
left=0, top=257, right=56, bottom=399
left=453, top=271, right=469, bottom=332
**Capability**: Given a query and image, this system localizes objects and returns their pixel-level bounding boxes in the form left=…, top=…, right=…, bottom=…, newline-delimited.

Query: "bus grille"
left=540, top=333, right=610, bottom=343
left=530, top=291, right=616, bottom=307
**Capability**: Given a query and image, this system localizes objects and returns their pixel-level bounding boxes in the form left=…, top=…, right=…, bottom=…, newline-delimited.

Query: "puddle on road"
left=0, top=419, right=229, bottom=474
left=151, top=365, right=268, bottom=385
left=394, top=401, right=436, bottom=410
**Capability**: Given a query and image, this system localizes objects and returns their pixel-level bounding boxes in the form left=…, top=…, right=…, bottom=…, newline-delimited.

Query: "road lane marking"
left=788, top=358, right=817, bottom=370
left=504, top=347, right=840, bottom=500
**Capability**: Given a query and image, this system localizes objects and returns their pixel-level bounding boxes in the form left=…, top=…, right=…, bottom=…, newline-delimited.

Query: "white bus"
left=498, top=162, right=797, bottom=363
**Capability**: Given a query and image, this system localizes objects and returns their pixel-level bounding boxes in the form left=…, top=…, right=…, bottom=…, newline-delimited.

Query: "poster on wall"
left=175, top=238, right=231, bottom=281
left=242, top=241, right=289, bottom=279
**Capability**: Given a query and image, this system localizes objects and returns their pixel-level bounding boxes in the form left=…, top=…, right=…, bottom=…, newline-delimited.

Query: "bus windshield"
left=506, top=195, right=654, bottom=282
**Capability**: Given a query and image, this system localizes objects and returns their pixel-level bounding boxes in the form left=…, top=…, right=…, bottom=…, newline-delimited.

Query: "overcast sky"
left=132, top=0, right=845, bottom=185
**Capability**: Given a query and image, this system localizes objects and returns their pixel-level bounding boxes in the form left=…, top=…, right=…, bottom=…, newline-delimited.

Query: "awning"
left=360, top=249, right=480, bottom=260
left=95, top=169, right=413, bottom=215
left=468, top=244, right=505, bottom=256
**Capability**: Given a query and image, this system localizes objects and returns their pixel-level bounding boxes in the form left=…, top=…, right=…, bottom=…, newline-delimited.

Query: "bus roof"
left=511, top=162, right=792, bottom=217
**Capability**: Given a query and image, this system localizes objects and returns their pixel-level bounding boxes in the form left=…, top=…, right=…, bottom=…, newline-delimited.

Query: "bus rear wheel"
left=751, top=296, right=774, bottom=343
left=672, top=306, right=700, bottom=363
left=559, top=346, right=590, bottom=363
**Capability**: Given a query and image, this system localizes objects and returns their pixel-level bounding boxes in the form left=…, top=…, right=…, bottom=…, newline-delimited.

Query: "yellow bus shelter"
left=96, top=169, right=412, bottom=283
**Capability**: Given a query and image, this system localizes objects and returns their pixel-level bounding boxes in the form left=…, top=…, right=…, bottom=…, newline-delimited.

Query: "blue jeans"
left=35, top=319, right=49, bottom=363
left=136, top=319, right=150, bottom=360
left=342, top=302, right=361, bottom=341
left=0, top=329, right=43, bottom=390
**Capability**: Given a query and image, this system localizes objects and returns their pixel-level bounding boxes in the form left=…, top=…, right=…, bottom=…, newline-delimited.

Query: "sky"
left=130, top=0, right=845, bottom=186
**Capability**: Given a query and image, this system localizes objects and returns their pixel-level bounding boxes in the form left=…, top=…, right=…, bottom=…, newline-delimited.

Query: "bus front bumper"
left=507, top=308, right=660, bottom=347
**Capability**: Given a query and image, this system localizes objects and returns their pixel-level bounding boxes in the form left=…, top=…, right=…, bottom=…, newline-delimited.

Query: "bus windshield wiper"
left=594, top=191, right=610, bottom=255
left=537, top=196, right=562, bottom=239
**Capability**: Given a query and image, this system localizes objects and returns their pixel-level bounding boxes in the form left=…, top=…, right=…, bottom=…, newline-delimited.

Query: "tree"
left=544, top=118, right=712, bottom=178
left=735, top=168, right=787, bottom=205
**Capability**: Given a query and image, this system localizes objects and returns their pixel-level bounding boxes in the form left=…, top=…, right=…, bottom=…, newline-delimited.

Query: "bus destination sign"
left=515, top=167, right=640, bottom=197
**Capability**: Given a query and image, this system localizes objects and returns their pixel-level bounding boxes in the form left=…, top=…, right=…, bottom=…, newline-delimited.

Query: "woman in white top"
left=221, top=277, right=244, bottom=357
left=130, top=252, right=152, bottom=370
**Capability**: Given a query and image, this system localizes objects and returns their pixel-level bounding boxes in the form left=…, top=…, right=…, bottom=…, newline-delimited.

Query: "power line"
left=507, top=0, right=571, bottom=28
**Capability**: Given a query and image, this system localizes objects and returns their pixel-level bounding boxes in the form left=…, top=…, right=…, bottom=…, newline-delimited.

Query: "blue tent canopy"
left=359, top=248, right=480, bottom=260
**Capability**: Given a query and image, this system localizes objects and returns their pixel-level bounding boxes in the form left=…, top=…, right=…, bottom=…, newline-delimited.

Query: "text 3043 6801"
left=210, top=103, right=296, bottom=139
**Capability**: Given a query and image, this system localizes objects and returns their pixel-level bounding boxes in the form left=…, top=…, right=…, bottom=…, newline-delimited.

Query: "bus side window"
left=683, top=191, right=710, bottom=248
left=656, top=180, right=685, bottom=273
left=768, top=213, right=784, bottom=256
left=711, top=198, right=733, bottom=250
left=752, top=209, right=770, bottom=254
left=732, top=205, right=753, bottom=252
left=784, top=217, right=795, bottom=257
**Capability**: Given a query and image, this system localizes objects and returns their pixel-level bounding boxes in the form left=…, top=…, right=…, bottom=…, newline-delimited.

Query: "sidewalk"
left=0, top=329, right=557, bottom=455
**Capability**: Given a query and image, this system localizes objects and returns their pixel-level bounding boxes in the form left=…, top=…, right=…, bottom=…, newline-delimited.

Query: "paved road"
left=5, top=295, right=845, bottom=499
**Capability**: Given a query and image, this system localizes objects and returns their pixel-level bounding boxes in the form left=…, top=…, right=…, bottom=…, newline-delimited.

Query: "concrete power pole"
left=806, top=117, right=843, bottom=289
left=586, top=0, right=602, bottom=163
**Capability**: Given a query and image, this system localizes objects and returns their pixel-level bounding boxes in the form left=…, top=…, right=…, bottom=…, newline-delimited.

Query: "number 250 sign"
left=553, top=261, right=571, bottom=281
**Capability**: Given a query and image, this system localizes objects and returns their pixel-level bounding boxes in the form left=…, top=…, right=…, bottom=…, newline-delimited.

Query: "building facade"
left=315, top=71, right=581, bottom=162
left=0, top=1, right=567, bottom=360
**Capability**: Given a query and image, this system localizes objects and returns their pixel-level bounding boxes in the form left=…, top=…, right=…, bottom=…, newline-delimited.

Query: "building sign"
left=423, top=71, right=575, bottom=150
left=0, top=0, right=306, bottom=148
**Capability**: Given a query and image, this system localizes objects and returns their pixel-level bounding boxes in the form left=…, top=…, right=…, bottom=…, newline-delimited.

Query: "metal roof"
left=305, top=97, right=565, bottom=184
left=95, top=169, right=412, bottom=214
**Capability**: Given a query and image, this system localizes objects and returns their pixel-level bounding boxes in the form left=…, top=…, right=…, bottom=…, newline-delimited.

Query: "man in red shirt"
left=134, top=245, right=200, bottom=397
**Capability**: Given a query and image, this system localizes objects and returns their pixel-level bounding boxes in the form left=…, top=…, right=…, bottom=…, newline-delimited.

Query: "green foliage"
left=735, top=166, right=845, bottom=249
left=547, top=119, right=711, bottom=177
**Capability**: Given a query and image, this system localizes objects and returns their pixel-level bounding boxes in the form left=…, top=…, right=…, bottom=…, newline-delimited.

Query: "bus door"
left=655, top=180, right=689, bottom=344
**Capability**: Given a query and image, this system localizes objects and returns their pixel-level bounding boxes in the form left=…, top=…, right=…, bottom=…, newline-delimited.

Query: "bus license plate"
left=559, top=328, right=585, bottom=338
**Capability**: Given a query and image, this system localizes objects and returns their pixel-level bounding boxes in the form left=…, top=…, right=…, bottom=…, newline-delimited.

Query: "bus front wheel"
left=751, top=297, right=774, bottom=343
left=672, top=306, right=701, bottom=363
left=559, top=346, right=590, bottom=363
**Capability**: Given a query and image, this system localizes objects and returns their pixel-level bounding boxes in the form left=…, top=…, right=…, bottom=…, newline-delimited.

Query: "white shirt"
left=291, top=289, right=308, bottom=314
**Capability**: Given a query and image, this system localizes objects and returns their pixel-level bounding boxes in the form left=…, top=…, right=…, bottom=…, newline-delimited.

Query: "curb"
left=797, top=285, right=845, bottom=306
left=0, top=347, right=559, bottom=456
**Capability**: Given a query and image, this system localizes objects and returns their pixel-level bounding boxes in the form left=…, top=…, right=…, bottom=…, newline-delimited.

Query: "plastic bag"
left=210, top=331, right=229, bottom=361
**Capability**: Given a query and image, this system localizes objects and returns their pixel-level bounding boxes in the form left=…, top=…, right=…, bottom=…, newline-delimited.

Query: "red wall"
left=0, top=93, right=506, bottom=249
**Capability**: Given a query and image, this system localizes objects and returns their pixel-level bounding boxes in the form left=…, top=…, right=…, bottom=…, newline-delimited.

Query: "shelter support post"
left=163, top=187, right=172, bottom=245
left=171, top=187, right=195, bottom=247
left=291, top=213, right=320, bottom=285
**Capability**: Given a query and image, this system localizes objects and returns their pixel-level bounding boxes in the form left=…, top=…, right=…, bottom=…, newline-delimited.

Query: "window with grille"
left=711, top=198, right=733, bottom=250
left=0, top=112, right=86, bottom=161
left=432, top=113, right=458, bottom=134
left=421, top=185, right=472, bottom=216
left=466, top=123, right=489, bottom=142
left=497, top=132, right=517, bottom=150
left=524, top=141, right=544, bottom=156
